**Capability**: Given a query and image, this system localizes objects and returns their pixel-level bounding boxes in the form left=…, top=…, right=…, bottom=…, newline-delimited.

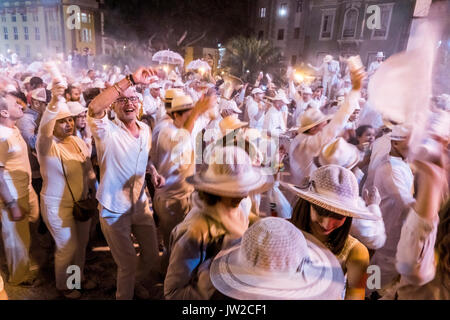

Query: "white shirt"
left=245, top=97, right=265, bottom=129
left=363, top=134, right=391, bottom=191
left=143, top=92, right=165, bottom=121
left=88, top=113, right=151, bottom=213
left=368, top=61, right=382, bottom=76
left=263, top=106, right=286, bottom=136
left=370, top=154, right=415, bottom=287
left=153, top=123, right=195, bottom=199
left=350, top=204, right=386, bottom=250
left=0, top=124, right=32, bottom=201
left=289, top=90, right=360, bottom=184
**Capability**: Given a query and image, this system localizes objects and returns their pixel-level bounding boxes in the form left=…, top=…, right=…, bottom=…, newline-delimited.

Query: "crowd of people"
left=0, top=48, right=448, bottom=300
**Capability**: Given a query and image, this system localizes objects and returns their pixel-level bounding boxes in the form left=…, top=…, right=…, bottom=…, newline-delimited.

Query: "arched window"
left=342, top=8, right=358, bottom=39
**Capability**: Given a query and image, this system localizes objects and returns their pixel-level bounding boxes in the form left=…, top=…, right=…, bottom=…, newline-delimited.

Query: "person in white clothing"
left=142, top=82, right=164, bottom=130
left=264, top=90, right=289, bottom=137
left=368, top=52, right=385, bottom=77
left=292, top=86, right=314, bottom=126
left=308, top=55, right=340, bottom=99
left=245, top=88, right=265, bottom=129
left=0, top=90, right=39, bottom=287
left=289, top=68, right=364, bottom=185
left=37, top=83, right=98, bottom=299
left=67, top=101, right=92, bottom=155
left=370, top=125, right=415, bottom=291
left=152, top=93, right=216, bottom=272
left=88, top=67, right=164, bottom=300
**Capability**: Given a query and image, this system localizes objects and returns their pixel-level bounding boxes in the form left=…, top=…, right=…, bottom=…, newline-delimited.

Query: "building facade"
left=251, top=0, right=417, bottom=68
left=0, top=0, right=103, bottom=61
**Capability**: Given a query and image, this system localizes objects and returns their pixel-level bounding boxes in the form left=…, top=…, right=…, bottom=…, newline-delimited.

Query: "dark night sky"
left=103, top=0, right=253, bottom=47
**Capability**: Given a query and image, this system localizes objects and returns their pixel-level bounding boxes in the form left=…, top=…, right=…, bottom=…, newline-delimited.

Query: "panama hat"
left=318, top=137, right=360, bottom=169
left=268, top=90, right=290, bottom=104
left=66, top=101, right=87, bottom=116
left=210, top=217, right=345, bottom=300
left=187, top=146, right=273, bottom=198
left=281, top=165, right=379, bottom=220
left=163, top=88, right=183, bottom=104
left=219, top=115, right=248, bottom=136
left=54, top=102, right=77, bottom=121
left=323, top=55, right=333, bottom=63
left=251, top=88, right=264, bottom=95
left=167, top=94, right=193, bottom=113
left=298, top=108, right=332, bottom=133
left=31, top=88, right=47, bottom=102
left=376, top=52, right=385, bottom=58
left=389, top=124, right=412, bottom=141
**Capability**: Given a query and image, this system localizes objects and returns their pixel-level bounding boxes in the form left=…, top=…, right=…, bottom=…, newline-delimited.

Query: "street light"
left=279, top=7, right=287, bottom=16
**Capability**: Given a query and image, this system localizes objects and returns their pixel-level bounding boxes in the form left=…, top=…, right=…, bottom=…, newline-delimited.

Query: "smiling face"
left=113, top=88, right=140, bottom=123
left=53, top=116, right=74, bottom=139
left=357, top=127, right=375, bottom=146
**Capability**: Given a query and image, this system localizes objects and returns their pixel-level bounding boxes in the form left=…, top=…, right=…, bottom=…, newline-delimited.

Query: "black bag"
left=59, top=148, right=97, bottom=222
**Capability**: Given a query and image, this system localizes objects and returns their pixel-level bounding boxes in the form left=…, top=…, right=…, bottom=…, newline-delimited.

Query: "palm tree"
left=222, top=36, right=283, bottom=83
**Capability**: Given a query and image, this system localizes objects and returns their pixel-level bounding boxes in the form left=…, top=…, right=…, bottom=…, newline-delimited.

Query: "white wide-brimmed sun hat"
left=167, top=94, right=194, bottom=113
left=210, top=217, right=345, bottom=300
left=187, top=146, right=273, bottom=198
left=376, top=51, right=385, bottom=58
left=219, top=115, right=248, bottom=136
left=268, top=89, right=290, bottom=104
left=251, top=88, right=264, bottom=95
left=318, top=137, right=360, bottom=169
left=54, top=102, right=78, bottom=121
left=389, top=124, right=412, bottom=141
left=281, top=165, right=379, bottom=220
left=66, top=101, right=87, bottom=116
left=298, top=108, right=332, bottom=133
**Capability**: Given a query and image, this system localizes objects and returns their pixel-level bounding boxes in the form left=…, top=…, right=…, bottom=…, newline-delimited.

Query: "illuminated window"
left=342, top=8, right=358, bottom=39
left=260, top=7, right=266, bottom=18
left=81, top=12, right=88, bottom=23
left=279, top=3, right=287, bottom=16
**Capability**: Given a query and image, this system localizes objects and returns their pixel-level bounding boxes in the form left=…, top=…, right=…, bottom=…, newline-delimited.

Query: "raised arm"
left=89, top=67, right=156, bottom=118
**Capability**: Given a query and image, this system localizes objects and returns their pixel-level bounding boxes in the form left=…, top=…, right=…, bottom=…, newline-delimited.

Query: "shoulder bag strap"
left=57, top=145, right=76, bottom=203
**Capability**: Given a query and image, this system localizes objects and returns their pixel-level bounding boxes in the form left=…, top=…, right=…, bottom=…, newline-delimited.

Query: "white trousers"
left=0, top=190, right=39, bottom=285
left=99, top=199, right=160, bottom=300
left=41, top=198, right=91, bottom=290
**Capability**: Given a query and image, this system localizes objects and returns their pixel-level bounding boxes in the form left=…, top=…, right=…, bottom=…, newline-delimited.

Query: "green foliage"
left=222, top=36, right=284, bottom=83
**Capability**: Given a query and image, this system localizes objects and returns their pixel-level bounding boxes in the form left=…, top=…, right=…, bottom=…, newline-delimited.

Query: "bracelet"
left=5, top=199, right=17, bottom=208
left=112, top=83, right=122, bottom=96
left=127, top=74, right=136, bottom=86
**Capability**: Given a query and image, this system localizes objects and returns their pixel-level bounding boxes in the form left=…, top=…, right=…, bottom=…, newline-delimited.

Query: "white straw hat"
left=149, top=82, right=162, bottom=89
left=298, top=108, right=332, bottom=133
left=318, top=137, right=360, bottom=169
left=251, top=88, right=264, bottom=95
left=187, top=146, right=273, bottom=198
left=167, top=94, right=194, bottom=113
left=210, top=217, right=345, bottom=300
left=389, top=124, right=412, bottom=141
left=66, top=101, right=87, bottom=116
left=281, top=165, right=379, bottom=220
left=54, top=102, right=77, bottom=121
left=268, top=90, right=290, bottom=104
left=219, top=115, right=248, bottom=136
left=302, top=87, right=313, bottom=95
left=163, top=88, right=183, bottom=104
left=376, top=52, right=385, bottom=58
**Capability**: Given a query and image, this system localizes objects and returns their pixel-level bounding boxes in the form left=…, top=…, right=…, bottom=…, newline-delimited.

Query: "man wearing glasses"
left=87, top=67, right=165, bottom=300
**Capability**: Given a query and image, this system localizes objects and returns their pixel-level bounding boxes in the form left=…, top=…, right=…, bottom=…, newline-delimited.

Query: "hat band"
left=311, top=184, right=358, bottom=208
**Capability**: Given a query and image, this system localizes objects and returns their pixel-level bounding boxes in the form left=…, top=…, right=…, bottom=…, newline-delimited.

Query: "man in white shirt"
left=308, top=55, right=340, bottom=99
left=245, top=88, right=266, bottom=129
left=370, top=125, right=415, bottom=290
left=368, top=52, right=385, bottom=77
left=289, top=70, right=363, bottom=185
left=312, top=85, right=327, bottom=109
left=88, top=67, right=164, bottom=300
left=293, top=86, right=313, bottom=125
left=143, top=82, right=165, bottom=130
left=152, top=93, right=216, bottom=271
left=264, top=90, right=288, bottom=137
left=0, top=91, right=39, bottom=286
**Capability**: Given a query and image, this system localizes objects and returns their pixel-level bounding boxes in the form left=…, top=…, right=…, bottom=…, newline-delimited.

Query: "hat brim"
left=167, top=104, right=194, bottom=113
left=210, top=230, right=345, bottom=300
left=186, top=167, right=273, bottom=198
left=281, top=182, right=379, bottom=220
left=318, top=150, right=360, bottom=170
left=298, top=115, right=333, bottom=133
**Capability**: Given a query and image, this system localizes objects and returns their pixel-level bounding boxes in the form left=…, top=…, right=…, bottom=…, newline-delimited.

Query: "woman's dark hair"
left=198, top=191, right=222, bottom=207
left=348, top=125, right=373, bottom=145
left=290, top=198, right=352, bottom=254
left=8, top=90, right=27, bottom=105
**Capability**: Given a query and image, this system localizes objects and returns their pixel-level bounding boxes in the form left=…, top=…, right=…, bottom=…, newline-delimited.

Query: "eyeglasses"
left=115, top=96, right=140, bottom=106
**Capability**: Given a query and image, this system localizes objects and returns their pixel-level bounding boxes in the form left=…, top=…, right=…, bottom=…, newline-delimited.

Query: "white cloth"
left=143, top=91, right=165, bottom=121
left=370, top=155, right=415, bottom=287
left=357, top=101, right=384, bottom=129
left=263, top=106, right=287, bottom=136
left=289, top=89, right=359, bottom=184
left=245, top=97, right=265, bottom=129
left=87, top=113, right=151, bottom=213
left=363, top=134, right=391, bottom=191
left=350, top=204, right=386, bottom=250
left=153, top=123, right=195, bottom=200
left=0, top=125, right=32, bottom=201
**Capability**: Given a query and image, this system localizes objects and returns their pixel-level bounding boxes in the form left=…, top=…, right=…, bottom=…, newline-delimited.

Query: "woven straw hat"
left=167, top=94, right=193, bottom=113
left=54, top=102, right=77, bottom=121
left=163, top=88, right=183, bottom=104
left=318, top=137, right=360, bottom=169
left=298, top=108, right=332, bottom=133
left=210, top=217, right=345, bottom=300
left=66, top=101, right=87, bottom=116
left=187, top=146, right=272, bottom=198
left=219, top=115, right=248, bottom=136
left=281, top=165, right=379, bottom=220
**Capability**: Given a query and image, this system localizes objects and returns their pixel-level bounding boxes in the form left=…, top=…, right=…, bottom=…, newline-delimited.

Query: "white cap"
left=67, top=101, right=87, bottom=116
left=31, top=88, right=47, bottom=102
left=251, top=88, right=264, bottom=95
left=390, top=124, right=412, bottom=141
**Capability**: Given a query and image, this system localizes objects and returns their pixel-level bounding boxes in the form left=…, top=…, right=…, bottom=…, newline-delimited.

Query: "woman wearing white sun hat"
left=164, top=146, right=272, bottom=300
left=210, top=217, right=345, bottom=300
left=283, top=164, right=381, bottom=300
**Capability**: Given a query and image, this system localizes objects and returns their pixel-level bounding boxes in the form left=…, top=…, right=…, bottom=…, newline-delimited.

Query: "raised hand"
left=132, top=67, right=157, bottom=85
left=363, top=187, right=381, bottom=206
